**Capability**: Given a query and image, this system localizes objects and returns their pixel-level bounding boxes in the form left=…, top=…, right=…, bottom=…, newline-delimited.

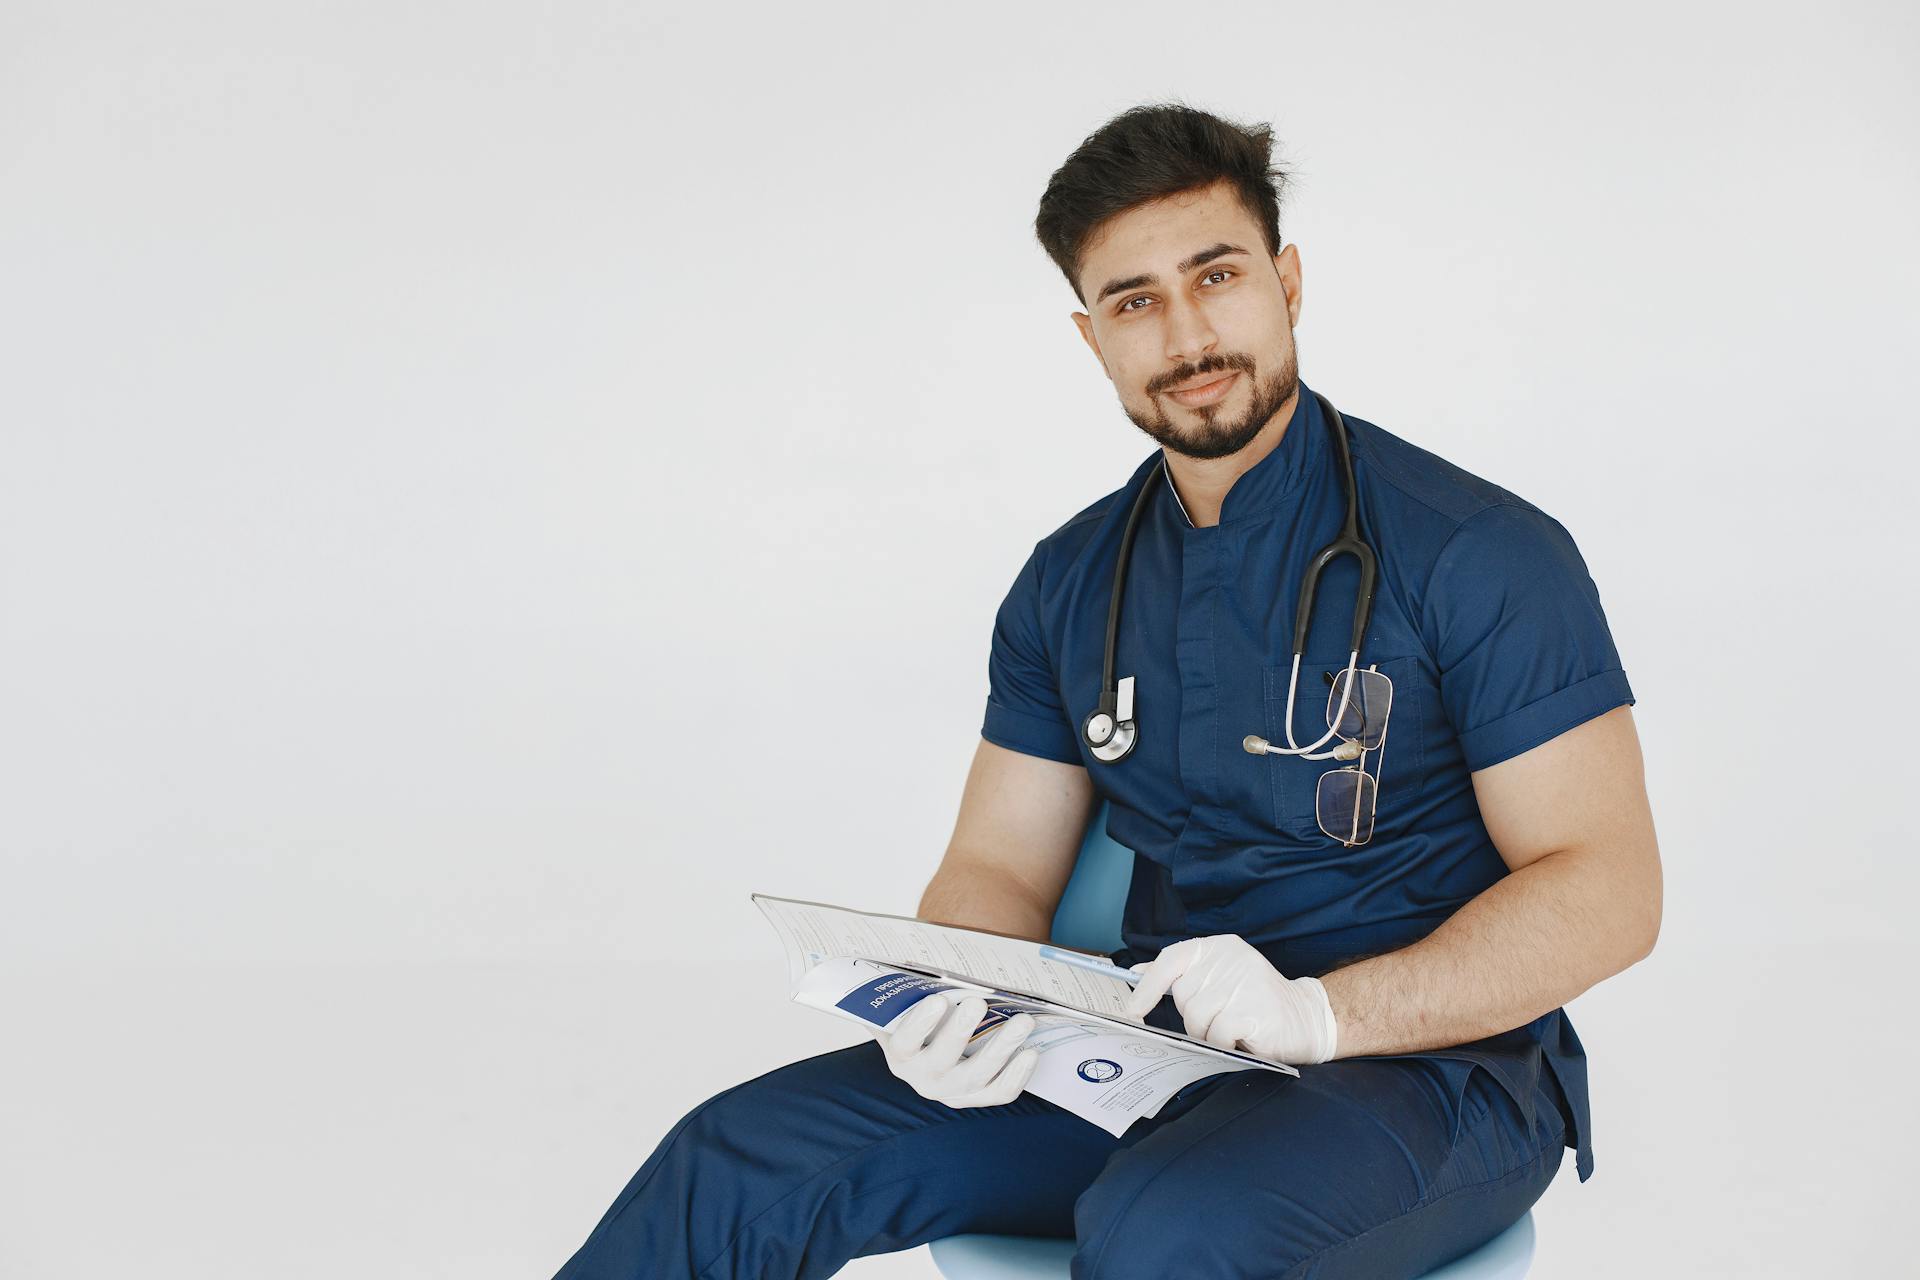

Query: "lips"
left=1165, top=371, right=1240, bottom=406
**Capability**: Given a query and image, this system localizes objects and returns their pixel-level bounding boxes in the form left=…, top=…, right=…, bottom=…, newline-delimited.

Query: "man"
left=554, top=102, right=1660, bottom=1280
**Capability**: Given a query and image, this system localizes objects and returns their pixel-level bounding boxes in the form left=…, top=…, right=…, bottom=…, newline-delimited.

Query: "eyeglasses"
left=1316, top=665, right=1391, bottom=846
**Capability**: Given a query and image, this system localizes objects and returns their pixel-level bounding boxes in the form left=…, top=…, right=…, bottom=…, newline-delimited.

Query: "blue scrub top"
left=980, top=379, right=1633, bottom=1182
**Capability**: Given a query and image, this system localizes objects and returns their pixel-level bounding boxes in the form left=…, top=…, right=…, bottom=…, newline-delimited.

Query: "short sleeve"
left=981, top=542, right=1083, bottom=765
left=1422, top=502, right=1635, bottom=772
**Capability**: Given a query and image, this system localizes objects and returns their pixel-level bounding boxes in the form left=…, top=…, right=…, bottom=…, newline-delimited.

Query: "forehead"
left=1078, top=179, right=1260, bottom=280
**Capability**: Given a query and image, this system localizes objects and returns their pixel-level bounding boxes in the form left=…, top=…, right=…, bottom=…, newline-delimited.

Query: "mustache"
left=1148, top=353, right=1255, bottom=395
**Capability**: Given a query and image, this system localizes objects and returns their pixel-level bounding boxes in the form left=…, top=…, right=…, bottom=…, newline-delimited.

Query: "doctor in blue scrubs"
left=553, top=103, right=1662, bottom=1280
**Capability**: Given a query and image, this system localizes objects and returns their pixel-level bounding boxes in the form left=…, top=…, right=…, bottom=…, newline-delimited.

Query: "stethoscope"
left=1079, top=389, right=1379, bottom=766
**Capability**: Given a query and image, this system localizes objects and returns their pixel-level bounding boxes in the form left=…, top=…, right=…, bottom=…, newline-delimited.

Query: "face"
left=1070, top=178, right=1303, bottom=460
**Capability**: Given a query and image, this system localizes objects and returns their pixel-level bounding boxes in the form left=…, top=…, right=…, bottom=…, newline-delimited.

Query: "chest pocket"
left=1260, top=653, right=1425, bottom=840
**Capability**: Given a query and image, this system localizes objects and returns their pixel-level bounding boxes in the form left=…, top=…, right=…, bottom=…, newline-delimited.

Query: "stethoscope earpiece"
left=1243, top=733, right=1363, bottom=761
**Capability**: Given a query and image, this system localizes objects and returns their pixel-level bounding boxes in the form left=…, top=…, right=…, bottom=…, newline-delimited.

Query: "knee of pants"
left=1071, top=1153, right=1328, bottom=1279
left=602, top=1046, right=877, bottom=1212
left=651, top=1041, right=892, bottom=1184
left=565, top=1045, right=898, bottom=1279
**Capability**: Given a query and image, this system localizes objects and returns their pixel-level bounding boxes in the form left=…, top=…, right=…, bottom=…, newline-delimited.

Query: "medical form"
left=753, top=893, right=1298, bottom=1137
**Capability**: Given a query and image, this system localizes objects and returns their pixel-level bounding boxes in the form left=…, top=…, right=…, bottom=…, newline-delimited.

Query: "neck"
left=1162, top=385, right=1301, bottom=528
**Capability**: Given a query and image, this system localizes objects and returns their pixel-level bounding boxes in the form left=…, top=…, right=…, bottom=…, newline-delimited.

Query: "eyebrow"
left=1093, top=242, right=1252, bottom=305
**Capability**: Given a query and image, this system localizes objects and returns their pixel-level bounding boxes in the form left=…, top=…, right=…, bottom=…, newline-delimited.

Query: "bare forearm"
left=1318, top=845, right=1658, bottom=1058
left=917, top=858, right=1054, bottom=942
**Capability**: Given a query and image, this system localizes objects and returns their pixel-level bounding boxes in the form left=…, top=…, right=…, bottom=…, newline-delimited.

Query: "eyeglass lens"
left=1317, top=767, right=1377, bottom=845
left=1325, top=667, right=1392, bottom=750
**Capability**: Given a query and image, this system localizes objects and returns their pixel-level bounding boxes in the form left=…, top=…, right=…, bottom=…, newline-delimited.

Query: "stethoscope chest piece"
left=1081, top=675, right=1138, bottom=762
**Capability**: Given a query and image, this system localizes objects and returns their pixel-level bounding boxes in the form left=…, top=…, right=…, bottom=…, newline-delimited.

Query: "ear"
left=1273, top=243, right=1304, bottom=328
left=1071, top=311, right=1110, bottom=378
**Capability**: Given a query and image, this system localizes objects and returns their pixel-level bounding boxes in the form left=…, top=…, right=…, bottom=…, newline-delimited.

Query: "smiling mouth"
left=1164, top=372, right=1240, bottom=406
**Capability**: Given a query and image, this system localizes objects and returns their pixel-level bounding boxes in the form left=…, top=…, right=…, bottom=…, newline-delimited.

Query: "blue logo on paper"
left=1076, top=1058, right=1123, bottom=1083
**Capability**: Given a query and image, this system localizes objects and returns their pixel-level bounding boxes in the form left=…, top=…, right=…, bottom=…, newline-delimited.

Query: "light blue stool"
left=924, top=803, right=1536, bottom=1280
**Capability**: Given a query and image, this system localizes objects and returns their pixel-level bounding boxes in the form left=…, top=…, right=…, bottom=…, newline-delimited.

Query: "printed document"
left=754, top=894, right=1297, bottom=1137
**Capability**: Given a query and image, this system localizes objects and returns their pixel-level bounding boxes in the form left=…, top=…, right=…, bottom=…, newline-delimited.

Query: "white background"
left=3, top=2, right=1915, bottom=1276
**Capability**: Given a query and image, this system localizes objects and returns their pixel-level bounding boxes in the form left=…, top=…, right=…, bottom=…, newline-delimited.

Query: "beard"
left=1123, top=342, right=1300, bottom=461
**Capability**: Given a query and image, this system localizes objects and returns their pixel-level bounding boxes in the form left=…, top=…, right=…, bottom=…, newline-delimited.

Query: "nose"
left=1163, top=290, right=1218, bottom=365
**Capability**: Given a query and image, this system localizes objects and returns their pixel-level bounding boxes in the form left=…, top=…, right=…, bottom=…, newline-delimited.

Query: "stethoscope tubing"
left=1082, top=389, right=1378, bottom=766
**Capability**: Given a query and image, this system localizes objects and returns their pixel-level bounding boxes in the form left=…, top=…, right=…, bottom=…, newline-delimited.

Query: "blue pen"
left=1038, top=944, right=1142, bottom=987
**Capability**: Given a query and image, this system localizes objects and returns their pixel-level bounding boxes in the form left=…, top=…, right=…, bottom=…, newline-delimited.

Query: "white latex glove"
left=874, top=992, right=1040, bottom=1108
left=1121, top=934, right=1339, bottom=1065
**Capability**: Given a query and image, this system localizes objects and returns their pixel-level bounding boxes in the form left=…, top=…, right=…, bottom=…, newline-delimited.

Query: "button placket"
left=1174, top=527, right=1221, bottom=809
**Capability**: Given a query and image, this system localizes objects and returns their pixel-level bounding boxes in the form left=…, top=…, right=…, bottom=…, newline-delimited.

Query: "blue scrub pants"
left=551, top=1034, right=1572, bottom=1280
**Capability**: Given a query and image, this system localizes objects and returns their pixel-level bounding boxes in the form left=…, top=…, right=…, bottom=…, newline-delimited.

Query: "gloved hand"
left=1121, top=934, right=1339, bottom=1065
left=875, top=992, right=1039, bottom=1108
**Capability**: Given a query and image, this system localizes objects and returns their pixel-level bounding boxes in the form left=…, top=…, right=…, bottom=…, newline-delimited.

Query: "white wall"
left=2, top=2, right=1914, bottom=1275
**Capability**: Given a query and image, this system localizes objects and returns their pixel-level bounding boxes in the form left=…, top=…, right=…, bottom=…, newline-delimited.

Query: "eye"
left=1120, top=295, right=1152, bottom=313
left=1203, top=268, right=1234, bottom=285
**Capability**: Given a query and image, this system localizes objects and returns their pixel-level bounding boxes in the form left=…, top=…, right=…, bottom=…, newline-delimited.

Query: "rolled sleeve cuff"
left=1457, top=668, right=1636, bottom=772
left=981, top=699, right=1084, bottom=765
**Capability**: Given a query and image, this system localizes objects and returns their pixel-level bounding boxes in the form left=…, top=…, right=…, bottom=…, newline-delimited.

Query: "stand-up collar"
left=1159, top=378, right=1324, bottom=529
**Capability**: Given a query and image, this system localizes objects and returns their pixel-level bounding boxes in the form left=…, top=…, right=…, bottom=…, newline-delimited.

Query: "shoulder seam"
left=1358, top=445, right=1519, bottom=528
left=1426, top=496, right=1538, bottom=562
left=1349, top=415, right=1539, bottom=531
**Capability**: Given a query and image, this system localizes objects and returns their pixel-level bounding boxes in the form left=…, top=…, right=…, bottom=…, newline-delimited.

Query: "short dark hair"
left=1034, top=101, right=1292, bottom=305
